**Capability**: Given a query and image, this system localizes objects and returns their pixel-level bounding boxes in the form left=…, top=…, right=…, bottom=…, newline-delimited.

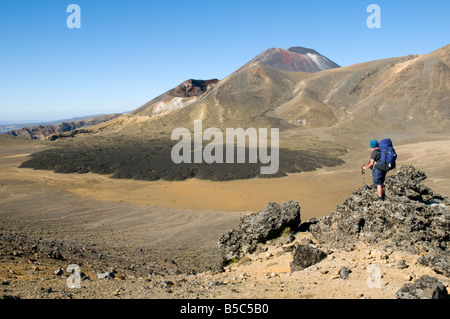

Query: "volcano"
left=234, top=46, right=340, bottom=74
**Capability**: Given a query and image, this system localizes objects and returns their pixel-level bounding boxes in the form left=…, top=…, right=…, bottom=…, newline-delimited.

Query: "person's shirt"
left=370, top=147, right=381, bottom=168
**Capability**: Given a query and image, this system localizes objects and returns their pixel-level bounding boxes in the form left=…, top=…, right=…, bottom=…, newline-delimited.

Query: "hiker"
left=363, top=139, right=386, bottom=201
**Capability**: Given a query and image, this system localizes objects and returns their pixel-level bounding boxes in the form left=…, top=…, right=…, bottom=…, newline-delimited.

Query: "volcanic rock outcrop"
left=308, top=165, right=449, bottom=276
left=218, top=166, right=449, bottom=277
left=217, top=201, right=301, bottom=266
left=289, top=245, right=327, bottom=272
left=131, top=78, right=218, bottom=116
left=172, top=79, right=219, bottom=98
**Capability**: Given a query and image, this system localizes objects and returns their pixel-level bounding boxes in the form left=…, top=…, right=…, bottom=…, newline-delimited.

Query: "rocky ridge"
left=217, top=165, right=449, bottom=298
left=308, top=165, right=449, bottom=276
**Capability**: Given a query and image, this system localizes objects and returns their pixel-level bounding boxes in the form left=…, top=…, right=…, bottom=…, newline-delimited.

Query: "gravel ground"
left=1, top=223, right=448, bottom=300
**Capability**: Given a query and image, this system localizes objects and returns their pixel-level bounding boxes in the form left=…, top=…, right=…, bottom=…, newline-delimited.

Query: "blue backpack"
left=375, top=138, right=397, bottom=171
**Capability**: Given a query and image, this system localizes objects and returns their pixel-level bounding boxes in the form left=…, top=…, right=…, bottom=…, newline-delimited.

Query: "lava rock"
left=308, top=166, right=449, bottom=272
left=339, top=266, right=351, bottom=279
left=98, top=271, right=115, bottom=280
left=290, top=244, right=327, bottom=272
left=54, top=268, right=64, bottom=276
left=395, top=275, right=449, bottom=299
left=218, top=201, right=301, bottom=266
left=48, top=250, right=64, bottom=260
left=396, top=260, right=409, bottom=270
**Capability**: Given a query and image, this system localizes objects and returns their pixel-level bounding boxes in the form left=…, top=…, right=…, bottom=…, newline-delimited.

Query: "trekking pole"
left=361, top=165, right=365, bottom=187
left=361, top=162, right=370, bottom=187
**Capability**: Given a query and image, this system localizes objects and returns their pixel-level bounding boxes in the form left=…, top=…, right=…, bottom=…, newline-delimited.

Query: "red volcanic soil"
left=173, top=79, right=219, bottom=97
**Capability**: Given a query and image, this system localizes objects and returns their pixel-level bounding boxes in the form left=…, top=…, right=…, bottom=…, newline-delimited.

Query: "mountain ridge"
left=101, top=44, right=449, bottom=138
left=234, top=46, right=340, bottom=74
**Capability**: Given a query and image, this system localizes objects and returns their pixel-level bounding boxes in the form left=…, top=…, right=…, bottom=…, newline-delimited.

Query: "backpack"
left=375, top=138, right=397, bottom=172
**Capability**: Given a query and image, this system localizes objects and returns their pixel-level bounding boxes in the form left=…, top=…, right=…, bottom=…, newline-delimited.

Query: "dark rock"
left=281, top=244, right=295, bottom=252
left=395, top=275, right=449, bottom=299
left=290, top=244, right=327, bottom=272
left=208, top=281, right=224, bottom=288
left=279, top=232, right=296, bottom=245
left=20, top=139, right=344, bottom=182
left=54, top=268, right=64, bottom=276
left=339, top=266, right=351, bottom=279
left=239, top=201, right=301, bottom=242
left=218, top=201, right=301, bottom=266
left=40, top=287, right=53, bottom=294
left=97, top=271, right=115, bottom=280
left=417, top=253, right=450, bottom=277
left=156, top=280, right=176, bottom=288
left=255, top=246, right=268, bottom=254
left=80, top=272, right=89, bottom=281
left=298, top=218, right=319, bottom=232
left=396, top=260, right=409, bottom=270
left=217, top=229, right=243, bottom=265
left=48, top=250, right=64, bottom=260
left=300, top=238, right=314, bottom=246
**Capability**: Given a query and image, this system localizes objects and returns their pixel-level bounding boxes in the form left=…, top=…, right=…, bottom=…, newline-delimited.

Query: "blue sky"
left=0, top=0, right=449, bottom=123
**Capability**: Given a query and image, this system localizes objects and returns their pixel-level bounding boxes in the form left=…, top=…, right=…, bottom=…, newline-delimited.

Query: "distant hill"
left=0, top=114, right=124, bottom=134
left=4, top=113, right=122, bottom=140
left=130, top=79, right=219, bottom=117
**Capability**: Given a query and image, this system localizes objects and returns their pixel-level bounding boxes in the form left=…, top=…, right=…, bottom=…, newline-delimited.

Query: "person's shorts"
left=372, top=167, right=386, bottom=186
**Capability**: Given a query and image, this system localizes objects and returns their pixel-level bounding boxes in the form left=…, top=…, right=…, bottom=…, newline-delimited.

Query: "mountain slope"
left=105, top=44, right=449, bottom=137
left=274, top=44, right=450, bottom=133
left=123, top=45, right=339, bottom=120
left=97, top=61, right=313, bottom=134
left=165, top=62, right=309, bottom=128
